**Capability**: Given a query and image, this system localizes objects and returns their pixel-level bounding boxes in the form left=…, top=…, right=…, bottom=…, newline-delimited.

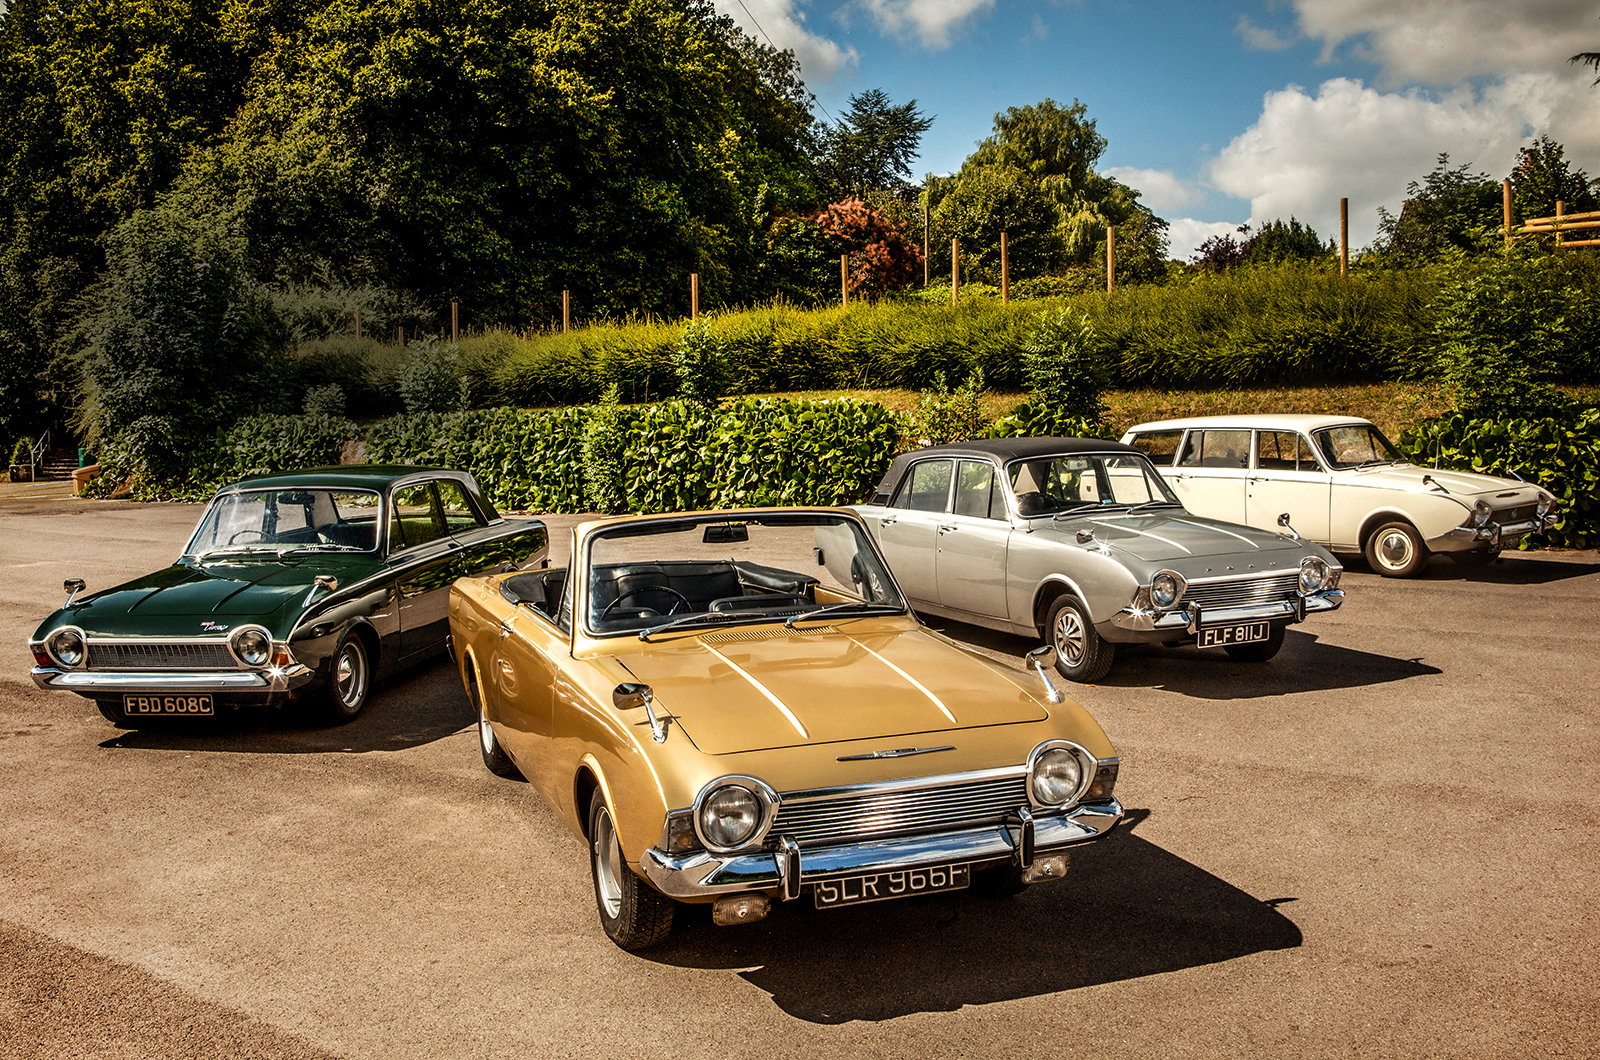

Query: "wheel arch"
left=1357, top=510, right=1420, bottom=551
left=1031, top=576, right=1090, bottom=633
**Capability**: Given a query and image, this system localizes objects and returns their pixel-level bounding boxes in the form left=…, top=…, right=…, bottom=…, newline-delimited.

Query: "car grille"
left=772, top=773, right=1029, bottom=849
left=87, top=642, right=237, bottom=670
left=1183, top=571, right=1300, bottom=610
left=1495, top=503, right=1536, bottom=524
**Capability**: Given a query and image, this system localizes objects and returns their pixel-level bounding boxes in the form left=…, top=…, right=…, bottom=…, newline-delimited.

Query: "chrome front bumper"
left=1110, top=590, right=1344, bottom=634
left=30, top=665, right=314, bottom=694
left=1428, top=515, right=1555, bottom=553
left=640, top=799, right=1123, bottom=901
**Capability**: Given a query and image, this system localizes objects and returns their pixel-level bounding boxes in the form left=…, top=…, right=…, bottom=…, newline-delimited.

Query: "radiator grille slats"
left=1183, top=572, right=1299, bottom=611
left=87, top=642, right=237, bottom=670
left=1495, top=503, right=1536, bottom=524
left=773, top=774, right=1027, bottom=848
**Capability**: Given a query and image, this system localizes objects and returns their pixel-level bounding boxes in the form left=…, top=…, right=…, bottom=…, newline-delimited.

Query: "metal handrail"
left=29, top=428, right=49, bottom=475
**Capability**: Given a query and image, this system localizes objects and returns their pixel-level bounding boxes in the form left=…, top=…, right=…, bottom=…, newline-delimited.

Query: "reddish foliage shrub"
left=809, top=198, right=925, bottom=297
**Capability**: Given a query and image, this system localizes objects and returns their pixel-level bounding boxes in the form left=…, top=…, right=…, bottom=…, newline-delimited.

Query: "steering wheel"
left=601, top=584, right=689, bottom=618
left=1014, top=491, right=1060, bottom=516
left=227, top=529, right=270, bottom=545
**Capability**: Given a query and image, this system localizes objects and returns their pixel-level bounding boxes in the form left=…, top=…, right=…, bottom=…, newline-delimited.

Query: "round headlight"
left=1537, top=495, right=1553, bottom=518
left=48, top=628, right=85, bottom=667
left=698, top=785, right=762, bottom=849
left=1472, top=500, right=1492, bottom=527
left=233, top=628, right=271, bottom=667
left=1031, top=748, right=1085, bottom=806
left=1150, top=571, right=1182, bottom=609
left=1298, top=558, right=1329, bottom=596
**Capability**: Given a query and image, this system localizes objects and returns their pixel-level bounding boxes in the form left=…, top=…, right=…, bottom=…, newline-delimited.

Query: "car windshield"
left=186, top=489, right=382, bottom=556
left=1313, top=424, right=1405, bottom=469
left=583, top=514, right=904, bottom=638
left=1007, top=452, right=1180, bottom=517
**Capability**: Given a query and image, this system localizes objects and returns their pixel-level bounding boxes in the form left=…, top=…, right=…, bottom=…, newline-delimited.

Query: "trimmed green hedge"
left=1399, top=408, right=1600, bottom=548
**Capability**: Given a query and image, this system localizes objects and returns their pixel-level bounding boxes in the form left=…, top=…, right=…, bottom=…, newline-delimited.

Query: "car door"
left=489, top=606, right=561, bottom=792
left=934, top=459, right=1011, bottom=621
left=1245, top=431, right=1333, bottom=542
left=389, top=481, right=461, bottom=660
left=1169, top=428, right=1249, bottom=522
left=873, top=458, right=952, bottom=607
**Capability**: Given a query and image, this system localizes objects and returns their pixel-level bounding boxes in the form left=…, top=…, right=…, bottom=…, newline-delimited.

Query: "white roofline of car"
left=1122, top=414, right=1379, bottom=434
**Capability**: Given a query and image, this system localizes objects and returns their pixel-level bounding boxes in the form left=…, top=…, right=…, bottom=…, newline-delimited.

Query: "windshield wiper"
left=196, top=547, right=279, bottom=561
left=1123, top=499, right=1183, bottom=513
left=785, top=602, right=905, bottom=627
left=277, top=545, right=368, bottom=557
left=636, top=611, right=754, bottom=642
left=1047, top=505, right=1101, bottom=522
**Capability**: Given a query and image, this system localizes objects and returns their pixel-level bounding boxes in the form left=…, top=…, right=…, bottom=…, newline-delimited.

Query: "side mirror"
left=1026, top=644, right=1057, bottom=670
left=63, top=578, right=86, bottom=608
left=1276, top=513, right=1301, bottom=540
left=314, top=575, right=339, bottom=593
left=613, top=682, right=651, bottom=710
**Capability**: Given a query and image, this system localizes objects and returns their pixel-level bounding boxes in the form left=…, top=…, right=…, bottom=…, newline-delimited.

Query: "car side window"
left=891, top=460, right=954, bottom=512
left=389, top=484, right=445, bottom=550
left=1178, top=429, right=1251, bottom=469
left=1255, top=431, right=1299, bottom=471
left=1129, top=430, right=1184, bottom=466
left=436, top=479, right=487, bottom=533
left=953, top=461, right=1005, bottom=520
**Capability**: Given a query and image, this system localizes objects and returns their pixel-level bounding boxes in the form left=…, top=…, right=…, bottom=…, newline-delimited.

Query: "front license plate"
left=123, top=694, right=214, bottom=716
left=1197, top=622, right=1270, bottom=648
left=813, top=863, right=970, bottom=908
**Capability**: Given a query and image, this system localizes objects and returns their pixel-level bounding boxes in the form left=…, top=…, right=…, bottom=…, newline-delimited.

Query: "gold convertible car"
left=448, top=508, right=1124, bottom=949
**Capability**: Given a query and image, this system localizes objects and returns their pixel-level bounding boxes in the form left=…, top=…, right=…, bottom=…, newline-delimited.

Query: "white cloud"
left=853, top=0, right=996, bottom=50
left=1236, top=15, right=1295, bottom=52
left=1103, top=167, right=1203, bottom=211
left=1289, top=0, right=1598, bottom=84
left=713, top=0, right=858, bottom=82
left=1166, top=218, right=1244, bottom=262
left=1205, top=74, right=1600, bottom=248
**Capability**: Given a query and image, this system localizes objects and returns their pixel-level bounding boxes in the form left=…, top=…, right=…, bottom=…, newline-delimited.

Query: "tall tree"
left=1511, top=135, right=1598, bottom=222
left=1374, top=154, right=1502, bottom=264
left=814, top=89, right=933, bottom=199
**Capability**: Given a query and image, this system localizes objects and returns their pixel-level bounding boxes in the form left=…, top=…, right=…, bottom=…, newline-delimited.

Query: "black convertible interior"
left=500, top=560, right=822, bottom=632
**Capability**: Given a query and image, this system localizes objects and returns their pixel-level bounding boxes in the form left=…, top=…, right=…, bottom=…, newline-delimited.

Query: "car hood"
left=1035, top=509, right=1310, bottom=564
left=46, top=554, right=387, bottom=638
left=1341, top=464, right=1546, bottom=502
left=611, top=625, right=1050, bottom=755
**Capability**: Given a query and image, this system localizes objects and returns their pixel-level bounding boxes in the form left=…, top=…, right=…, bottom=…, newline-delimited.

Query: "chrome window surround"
left=183, top=486, right=384, bottom=558
left=692, top=774, right=781, bottom=854
left=1000, top=451, right=1181, bottom=516
left=1025, top=739, right=1098, bottom=809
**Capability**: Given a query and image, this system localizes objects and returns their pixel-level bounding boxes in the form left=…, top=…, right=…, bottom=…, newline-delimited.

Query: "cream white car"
left=1121, top=415, right=1558, bottom=577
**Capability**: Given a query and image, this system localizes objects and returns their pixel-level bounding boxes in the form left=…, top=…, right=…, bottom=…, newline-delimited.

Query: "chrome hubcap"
left=593, top=806, right=623, bottom=919
left=1054, top=609, right=1086, bottom=665
left=1378, top=531, right=1413, bottom=569
left=335, top=643, right=365, bottom=706
left=479, top=710, right=494, bottom=755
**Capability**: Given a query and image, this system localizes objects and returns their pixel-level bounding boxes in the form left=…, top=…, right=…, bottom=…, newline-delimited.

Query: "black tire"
left=1044, top=595, right=1116, bottom=683
left=469, top=668, right=521, bottom=778
left=588, top=788, right=675, bottom=950
left=320, top=632, right=371, bottom=724
left=95, top=700, right=130, bottom=728
left=970, top=864, right=1028, bottom=898
left=1223, top=621, right=1287, bottom=662
left=1450, top=549, right=1500, bottom=567
left=1364, top=520, right=1429, bottom=578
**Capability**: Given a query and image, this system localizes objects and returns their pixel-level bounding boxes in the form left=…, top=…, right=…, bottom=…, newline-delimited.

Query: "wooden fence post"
left=1001, top=231, right=1009, bottom=304
left=841, top=254, right=849, bottom=306
left=354, top=310, right=362, bottom=340
left=1106, top=226, right=1116, bottom=294
left=951, top=238, right=959, bottom=306
left=562, top=290, right=570, bottom=333
left=1340, top=198, right=1349, bottom=277
left=1503, top=178, right=1513, bottom=254
left=1557, top=200, right=1566, bottom=247
left=690, top=273, right=699, bottom=320
left=397, top=326, right=405, bottom=346
left=450, top=299, right=459, bottom=343
left=923, top=195, right=930, bottom=287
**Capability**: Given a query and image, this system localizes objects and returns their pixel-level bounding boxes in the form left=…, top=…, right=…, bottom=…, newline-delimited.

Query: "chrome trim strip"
left=846, top=636, right=956, bottom=723
left=30, top=666, right=314, bottom=692
left=698, top=642, right=809, bottom=739
left=779, top=763, right=1028, bottom=806
left=1169, top=518, right=1261, bottom=548
left=1087, top=519, right=1190, bottom=553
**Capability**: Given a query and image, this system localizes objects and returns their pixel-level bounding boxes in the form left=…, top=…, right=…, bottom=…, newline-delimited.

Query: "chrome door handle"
left=938, top=524, right=955, bottom=532
left=881, top=516, right=897, bottom=526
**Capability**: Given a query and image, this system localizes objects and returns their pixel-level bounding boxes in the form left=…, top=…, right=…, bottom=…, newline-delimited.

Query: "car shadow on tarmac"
left=1371, top=551, right=1600, bottom=584
left=95, top=656, right=473, bottom=755
left=643, top=809, right=1301, bottom=1023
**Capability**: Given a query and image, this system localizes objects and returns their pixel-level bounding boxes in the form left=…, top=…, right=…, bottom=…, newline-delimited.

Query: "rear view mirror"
left=703, top=523, right=749, bottom=544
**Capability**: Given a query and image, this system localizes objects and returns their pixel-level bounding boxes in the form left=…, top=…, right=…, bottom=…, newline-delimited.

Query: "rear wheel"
left=471, top=671, right=520, bottom=778
left=1223, top=621, right=1286, bottom=662
left=1045, top=595, right=1116, bottom=683
left=95, top=700, right=130, bottom=728
left=588, top=788, right=675, bottom=950
left=320, top=632, right=370, bottom=723
left=1364, top=521, right=1428, bottom=578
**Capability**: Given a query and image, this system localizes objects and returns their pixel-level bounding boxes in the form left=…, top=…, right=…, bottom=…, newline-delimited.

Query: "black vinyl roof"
left=872, top=436, right=1143, bottom=498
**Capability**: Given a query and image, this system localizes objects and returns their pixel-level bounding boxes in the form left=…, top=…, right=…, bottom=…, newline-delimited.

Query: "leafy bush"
left=10, top=436, right=33, bottom=465
left=1399, top=407, right=1600, bottom=548
left=88, top=414, right=358, bottom=501
left=907, top=373, right=987, bottom=446
left=674, top=322, right=730, bottom=405
left=398, top=336, right=469, bottom=413
left=989, top=403, right=1113, bottom=440
left=581, top=386, right=633, bottom=514
left=1022, top=309, right=1108, bottom=421
left=304, top=384, right=347, bottom=418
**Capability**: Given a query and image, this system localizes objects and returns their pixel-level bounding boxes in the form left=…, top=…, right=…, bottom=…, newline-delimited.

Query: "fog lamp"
left=712, top=894, right=771, bottom=927
left=1021, top=853, right=1070, bottom=885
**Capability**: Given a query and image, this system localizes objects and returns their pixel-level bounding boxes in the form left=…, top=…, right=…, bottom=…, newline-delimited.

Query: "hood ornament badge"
left=200, top=620, right=230, bottom=633
left=838, top=745, right=954, bottom=761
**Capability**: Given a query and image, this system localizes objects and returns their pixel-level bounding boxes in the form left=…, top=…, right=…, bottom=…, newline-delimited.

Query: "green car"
left=28, top=466, right=548, bottom=727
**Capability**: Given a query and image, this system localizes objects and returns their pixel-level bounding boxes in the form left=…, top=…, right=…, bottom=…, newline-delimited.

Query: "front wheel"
left=320, top=632, right=371, bottom=723
left=1223, top=622, right=1286, bottom=662
left=1364, top=521, right=1429, bottom=578
left=588, top=789, right=675, bottom=950
left=1044, top=595, right=1116, bottom=683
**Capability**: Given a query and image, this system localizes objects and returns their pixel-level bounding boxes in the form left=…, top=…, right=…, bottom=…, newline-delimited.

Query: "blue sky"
left=716, top=0, right=1600, bottom=258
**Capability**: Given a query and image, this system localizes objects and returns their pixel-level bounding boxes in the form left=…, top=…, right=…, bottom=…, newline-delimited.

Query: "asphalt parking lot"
left=2, top=490, right=1597, bottom=1059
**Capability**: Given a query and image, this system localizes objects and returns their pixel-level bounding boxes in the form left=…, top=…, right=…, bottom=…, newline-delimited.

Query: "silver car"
left=855, top=438, right=1346, bottom=682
